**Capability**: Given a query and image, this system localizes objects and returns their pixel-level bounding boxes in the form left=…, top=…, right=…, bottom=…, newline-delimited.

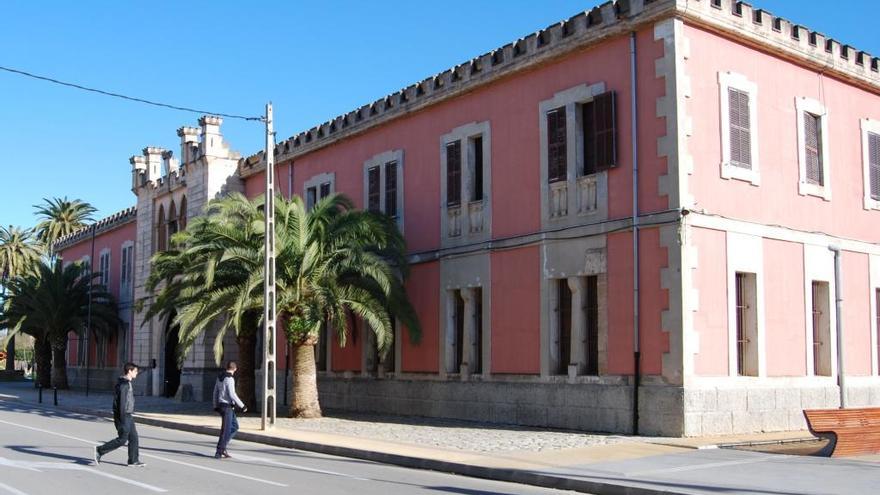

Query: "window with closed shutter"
left=446, top=140, right=462, bottom=206
left=306, top=186, right=317, bottom=210
left=319, top=182, right=331, bottom=200
left=728, top=88, right=752, bottom=169
left=385, top=161, right=397, bottom=218
left=584, top=91, right=617, bottom=174
left=547, top=107, right=567, bottom=182
left=869, top=132, right=880, bottom=200
left=804, top=112, right=824, bottom=186
left=472, top=136, right=484, bottom=201
left=367, top=166, right=380, bottom=212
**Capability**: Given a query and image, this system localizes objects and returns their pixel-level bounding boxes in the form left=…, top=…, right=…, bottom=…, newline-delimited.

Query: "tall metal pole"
left=829, top=246, right=846, bottom=408
left=85, top=223, right=96, bottom=396
left=261, top=103, right=277, bottom=430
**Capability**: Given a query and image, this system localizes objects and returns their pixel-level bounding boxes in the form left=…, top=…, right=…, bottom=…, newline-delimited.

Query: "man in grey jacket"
left=94, top=362, right=144, bottom=467
left=213, top=361, right=246, bottom=459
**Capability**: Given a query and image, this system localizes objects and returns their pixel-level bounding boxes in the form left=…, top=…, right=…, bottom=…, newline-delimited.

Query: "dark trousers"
left=97, top=415, right=139, bottom=464
left=215, top=404, right=239, bottom=455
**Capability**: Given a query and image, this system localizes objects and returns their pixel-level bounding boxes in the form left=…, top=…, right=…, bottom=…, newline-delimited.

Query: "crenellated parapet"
left=238, top=0, right=879, bottom=175
left=53, top=206, right=138, bottom=251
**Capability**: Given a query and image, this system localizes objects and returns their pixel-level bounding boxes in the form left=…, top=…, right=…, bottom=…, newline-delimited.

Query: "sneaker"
left=221, top=451, right=231, bottom=459
left=128, top=462, right=146, bottom=467
left=93, top=447, right=101, bottom=465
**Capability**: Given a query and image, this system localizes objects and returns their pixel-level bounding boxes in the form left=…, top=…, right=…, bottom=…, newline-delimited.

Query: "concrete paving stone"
left=700, top=411, right=734, bottom=436
left=789, top=409, right=808, bottom=430
left=845, top=386, right=871, bottom=407
left=516, top=404, right=549, bottom=427
left=731, top=411, right=763, bottom=434
left=683, top=412, right=702, bottom=437
left=562, top=386, right=600, bottom=408
left=800, top=386, right=826, bottom=408
left=824, top=386, right=843, bottom=408
left=760, top=410, right=790, bottom=432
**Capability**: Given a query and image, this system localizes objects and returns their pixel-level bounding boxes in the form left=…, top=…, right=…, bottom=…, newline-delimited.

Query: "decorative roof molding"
left=234, top=0, right=876, bottom=176
left=54, top=206, right=137, bottom=251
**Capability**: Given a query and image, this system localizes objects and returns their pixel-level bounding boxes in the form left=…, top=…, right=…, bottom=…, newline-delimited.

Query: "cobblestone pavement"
left=2, top=380, right=633, bottom=453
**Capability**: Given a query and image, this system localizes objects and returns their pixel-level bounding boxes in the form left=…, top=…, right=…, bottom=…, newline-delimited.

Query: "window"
left=734, top=272, right=759, bottom=376
left=363, top=151, right=404, bottom=227
left=453, top=289, right=465, bottom=372
left=583, top=92, right=617, bottom=175
left=554, top=276, right=599, bottom=376
left=718, top=72, right=760, bottom=185
left=304, top=173, right=335, bottom=211
left=120, top=244, right=134, bottom=299
left=367, top=166, right=380, bottom=212
left=441, top=122, right=491, bottom=242
left=811, top=281, right=831, bottom=376
left=470, top=136, right=484, bottom=201
left=98, top=250, right=111, bottom=288
left=384, top=161, right=398, bottom=218
left=861, top=119, right=880, bottom=210
left=795, top=97, right=831, bottom=200
left=547, top=107, right=567, bottom=182
left=156, top=205, right=167, bottom=252
left=446, top=141, right=462, bottom=206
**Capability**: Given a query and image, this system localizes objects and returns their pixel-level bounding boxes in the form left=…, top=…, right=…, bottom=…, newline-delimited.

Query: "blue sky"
left=1, top=0, right=878, bottom=229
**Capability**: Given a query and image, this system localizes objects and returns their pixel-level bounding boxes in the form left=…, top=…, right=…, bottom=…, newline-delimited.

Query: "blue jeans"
left=215, top=404, right=239, bottom=455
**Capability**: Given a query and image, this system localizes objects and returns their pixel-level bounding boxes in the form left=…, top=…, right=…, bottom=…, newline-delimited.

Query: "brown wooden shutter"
left=472, top=136, right=484, bottom=201
left=804, top=112, right=823, bottom=186
left=384, top=161, right=397, bottom=218
left=367, top=166, right=380, bottom=212
left=869, top=132, right=880, bottom=200
left=547, top=107, right=567, bottom=182
left=585, top=91, right=617, bottom=173
left=446, top=140, right=462, bottom=206
left=728, top=88, right=752, bottom=169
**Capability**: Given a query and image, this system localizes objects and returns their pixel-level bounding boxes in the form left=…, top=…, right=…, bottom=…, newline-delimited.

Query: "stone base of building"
left=306, top=375, right=686, bottom=436
left=65, top=367, right=119, bottom=391
left=682, top=380, right=880, bottom=437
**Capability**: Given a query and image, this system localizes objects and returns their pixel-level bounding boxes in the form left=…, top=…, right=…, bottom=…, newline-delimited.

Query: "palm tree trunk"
left=235, top=331, right=257, bottom=411
left=50, top=337, right=69, bottom=390
left=34, top=337, right=51, bottom=388
left=290, top=343, right=322, bottom=418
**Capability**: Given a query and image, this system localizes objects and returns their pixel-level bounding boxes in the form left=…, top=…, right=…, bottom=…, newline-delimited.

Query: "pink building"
left=56, top=0, right=880, bottom=436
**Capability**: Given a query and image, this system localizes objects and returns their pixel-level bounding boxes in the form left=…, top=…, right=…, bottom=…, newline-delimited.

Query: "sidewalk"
left=1, top=380, right=877, bottom=495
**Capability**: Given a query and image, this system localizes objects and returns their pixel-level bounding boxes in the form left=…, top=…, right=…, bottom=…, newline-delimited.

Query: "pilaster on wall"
left=655, top=18, right=695, bottom=386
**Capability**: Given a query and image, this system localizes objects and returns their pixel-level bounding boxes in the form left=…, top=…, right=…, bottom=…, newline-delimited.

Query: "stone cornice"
left=237, top=0, right=879, bottom=178
left=54, top=206, right=137, bottom=252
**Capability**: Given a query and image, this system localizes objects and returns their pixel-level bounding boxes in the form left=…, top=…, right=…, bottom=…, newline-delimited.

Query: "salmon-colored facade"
left=57, top=0, right=880, bottom=436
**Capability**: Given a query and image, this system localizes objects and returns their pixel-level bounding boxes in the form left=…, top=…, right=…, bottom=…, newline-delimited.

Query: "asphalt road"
left=0, top=399, right=575, bottom=495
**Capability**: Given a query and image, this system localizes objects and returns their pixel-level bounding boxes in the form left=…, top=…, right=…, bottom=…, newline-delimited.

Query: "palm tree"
left=1, top=262, right=119, bottom=389
left=0, top=226, right=42, bottom=371
left=143, top=192, right=420, bottom=417
left=33, top=197, right=96, bottom=261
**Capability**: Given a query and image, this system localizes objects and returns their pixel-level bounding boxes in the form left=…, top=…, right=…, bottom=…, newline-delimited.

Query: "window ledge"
left=798, top=181, right=832, bottom=201
left=720, top=162, right=760, bottom=186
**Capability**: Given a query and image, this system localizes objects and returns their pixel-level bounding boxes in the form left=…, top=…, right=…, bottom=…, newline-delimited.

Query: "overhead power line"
left=0, top=64, right=263, bottom=122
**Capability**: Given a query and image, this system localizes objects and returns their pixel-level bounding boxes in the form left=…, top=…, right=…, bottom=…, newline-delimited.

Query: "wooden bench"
left=803, top=407, right=880, bottom=457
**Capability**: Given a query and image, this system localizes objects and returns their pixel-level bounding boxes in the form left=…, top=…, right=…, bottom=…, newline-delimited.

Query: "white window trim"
left=98, top=248, right=111, bottom=287
left=538, top=82, right=609, bottom=227
left=803, top=244, right=838, bottom=377
left=718, top=71, right=760, bottom=186
left=860, top=119, right=880, bottom=211
left=725, top=233, right=766, bottom=377
left=362, top=149, right=405, bottom=232
left=303, top=172, right=335, bottom=209
left=795, top=97, right=832, bottom=201
left=439, top=121, right=492, bottom=246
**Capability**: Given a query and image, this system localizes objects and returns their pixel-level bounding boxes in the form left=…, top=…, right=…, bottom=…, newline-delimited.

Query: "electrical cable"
left=0, top=64, right=263, bottom=122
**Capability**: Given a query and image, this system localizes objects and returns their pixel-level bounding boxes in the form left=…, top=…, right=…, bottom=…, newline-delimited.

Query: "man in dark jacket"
left=212, top=360, right=246, bottom=459
left=94, top=362, right=144, bottom=467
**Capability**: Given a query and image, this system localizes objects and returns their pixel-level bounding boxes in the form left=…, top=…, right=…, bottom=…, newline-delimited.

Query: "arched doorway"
left=163, top=315, right=181, bottom=398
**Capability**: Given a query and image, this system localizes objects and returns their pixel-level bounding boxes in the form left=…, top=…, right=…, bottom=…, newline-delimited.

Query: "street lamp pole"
left=85, top=223, right=96, bottom=396
left=261, top=103, right=277, bottom=430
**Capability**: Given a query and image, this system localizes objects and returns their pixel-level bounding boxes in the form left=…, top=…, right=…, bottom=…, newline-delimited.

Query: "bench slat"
left=803, top=408, right=880, bottom=457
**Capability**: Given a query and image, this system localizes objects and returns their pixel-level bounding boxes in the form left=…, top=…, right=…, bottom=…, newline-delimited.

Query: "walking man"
left=213, top=360, right=246, bottom=459
left=94, top=362, right=144, bottom=467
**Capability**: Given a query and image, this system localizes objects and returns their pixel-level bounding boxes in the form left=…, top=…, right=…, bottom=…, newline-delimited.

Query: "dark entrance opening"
left=164, top=317, right=181, bottom=398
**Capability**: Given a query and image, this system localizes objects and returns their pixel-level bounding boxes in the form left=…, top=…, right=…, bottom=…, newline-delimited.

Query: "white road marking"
left=0, top=457, right=167, bottom=493
left=626, top=456, right=772, bottom=477
left=0, top=481, right=31, bottom=495
left=230, top=452, right=370, bottom=481
left=0, top=417, right=288, bottom=488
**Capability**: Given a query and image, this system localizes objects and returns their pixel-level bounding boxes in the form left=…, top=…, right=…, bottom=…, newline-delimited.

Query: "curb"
left=3, top=393, right=690, bottom=495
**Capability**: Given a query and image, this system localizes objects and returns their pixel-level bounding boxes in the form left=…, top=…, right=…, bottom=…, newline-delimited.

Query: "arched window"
left=156, top=204, right=167, bottom=252
left=178, top=196, right=187, bottom=230
left=168, top=200, right=178, bottom=241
